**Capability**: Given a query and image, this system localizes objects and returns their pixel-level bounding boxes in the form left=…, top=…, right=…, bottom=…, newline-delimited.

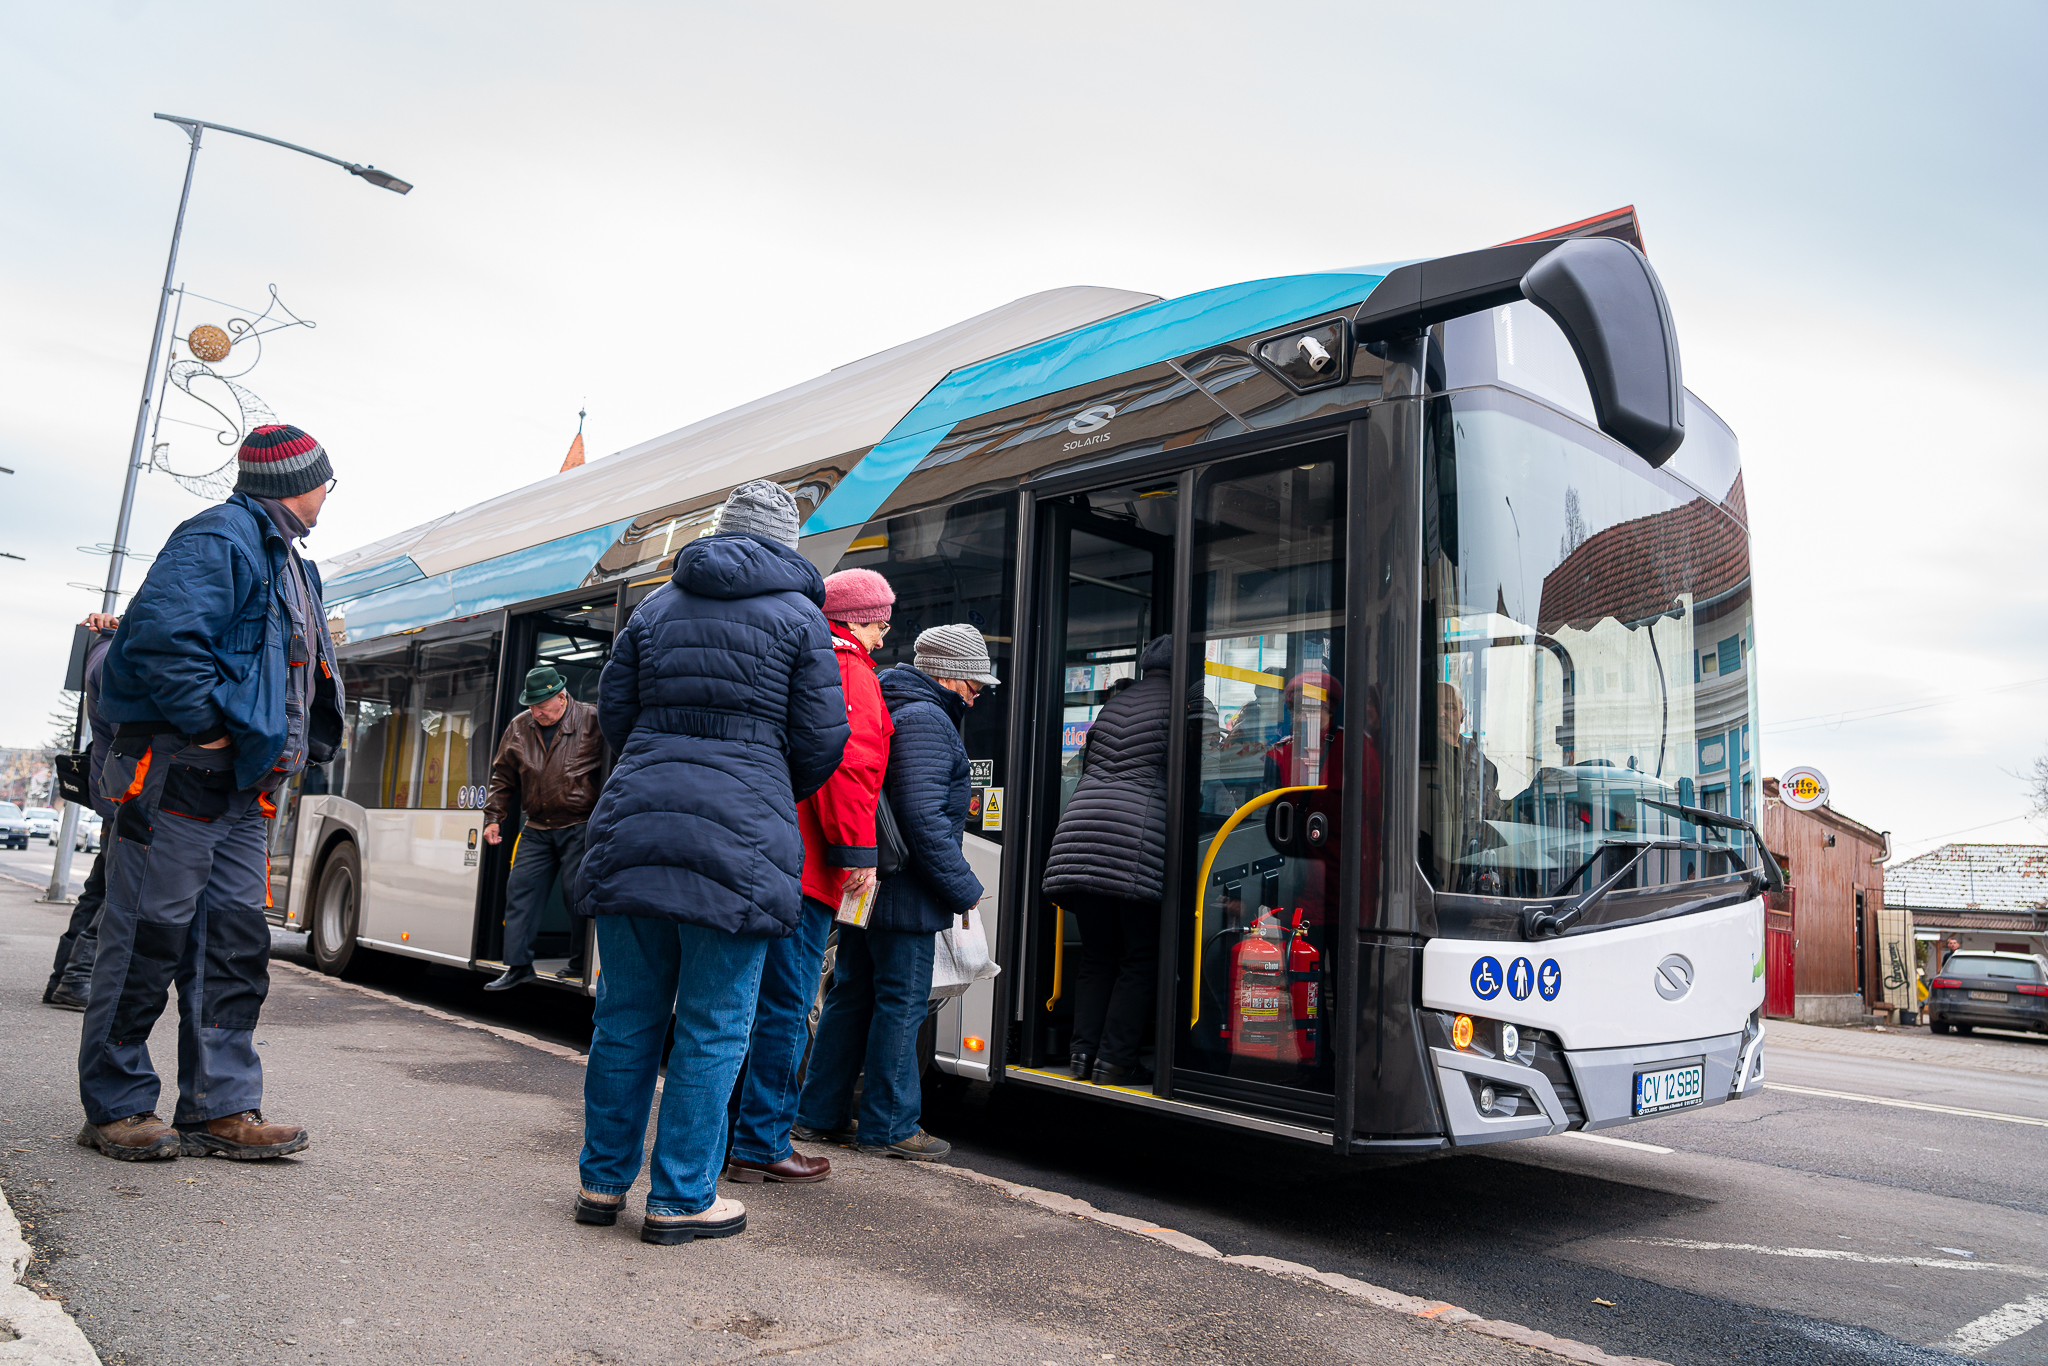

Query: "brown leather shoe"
left=724, top=1150, right=830, bottom=1184
left=177, top=1110, right=309, bottom=1160
left=76, top=1112, right=181, bottom=1161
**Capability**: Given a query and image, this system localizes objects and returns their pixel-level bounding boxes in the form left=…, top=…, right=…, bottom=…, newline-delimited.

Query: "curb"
left=926, top=1163, right=1670, bottom=1366
left=272, top=956, right=1668, bottom=1366
left=0, top=1182, right=101, bottom=1366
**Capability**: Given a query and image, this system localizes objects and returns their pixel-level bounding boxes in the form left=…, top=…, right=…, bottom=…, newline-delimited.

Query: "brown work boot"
left=76, top=1112, right=182, bottom=1161
left=177, top=1110, right=310, bottom=1160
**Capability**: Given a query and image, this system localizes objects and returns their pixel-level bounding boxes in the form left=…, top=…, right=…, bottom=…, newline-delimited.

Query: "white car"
left=24, top=807, right=59, bottom=841
left=75, top=813, right=103, bottom=853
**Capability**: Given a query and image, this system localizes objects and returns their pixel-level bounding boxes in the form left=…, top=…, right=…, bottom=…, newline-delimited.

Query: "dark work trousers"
left=46, top=848, right=110, bottom=1000
left=78, top=740, right=273, bottom=1126
left=502, top=822, right=590, bottom=967
left=1069, top=896, right=1161, bottom=1069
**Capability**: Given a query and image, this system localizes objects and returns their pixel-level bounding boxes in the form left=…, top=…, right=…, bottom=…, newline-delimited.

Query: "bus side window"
left=834, top=494, right=1015, bottom=838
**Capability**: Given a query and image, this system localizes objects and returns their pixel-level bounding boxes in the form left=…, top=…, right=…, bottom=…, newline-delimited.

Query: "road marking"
left=1941, top=1292, right=2048, bottom=1356
left=1764, top=1083, right=2048, bottom=1127
left=1563, top=1131, right=1674, bottom=1154
left=1625, top=1238, right=2048, bottom=1281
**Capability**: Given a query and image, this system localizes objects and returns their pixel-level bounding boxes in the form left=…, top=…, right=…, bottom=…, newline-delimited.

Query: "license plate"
left=1970, top=990, right=2008, bottom=1002
left=1634, top=1063, right=1704, bottom=1115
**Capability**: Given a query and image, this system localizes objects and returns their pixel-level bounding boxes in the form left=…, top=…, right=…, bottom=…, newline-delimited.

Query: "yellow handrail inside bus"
left=1190, top=785, right=1326, bottom=1027
left=1045, top=904, right=1066, bottom=1011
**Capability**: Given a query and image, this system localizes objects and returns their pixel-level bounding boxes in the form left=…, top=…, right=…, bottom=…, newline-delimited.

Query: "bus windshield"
left=1420, top=387, right=1758, bottom=901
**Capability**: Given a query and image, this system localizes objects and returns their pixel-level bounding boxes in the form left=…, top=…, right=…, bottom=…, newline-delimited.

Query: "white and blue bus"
left=275, top=207, right=1771, bottom=1152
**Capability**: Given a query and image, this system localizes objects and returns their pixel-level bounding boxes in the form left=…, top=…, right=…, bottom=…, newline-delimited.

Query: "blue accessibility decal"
left=1507, top=957, right=1534, bottom=1001
left=1470, top=956, right=1503, bottom=1000
left=1538, top=958, right=1562, bottom=1001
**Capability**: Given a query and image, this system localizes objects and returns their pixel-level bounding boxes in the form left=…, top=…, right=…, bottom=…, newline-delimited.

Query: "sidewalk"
left=0, top=875, right=1597, bottom=1366
left=1766, top=1017, right=2048, bottom=1078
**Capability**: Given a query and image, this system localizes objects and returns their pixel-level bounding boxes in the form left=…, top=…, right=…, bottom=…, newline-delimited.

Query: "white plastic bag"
left=930, top=905, right=1000, bottom=1001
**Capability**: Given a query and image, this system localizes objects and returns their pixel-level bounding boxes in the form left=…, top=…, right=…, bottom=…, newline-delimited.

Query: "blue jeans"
left=729, top=898, right=833, bottom=1164
left=78, top=740, right=271, bottom=1126
left=796, top=923, right=935, bottom=1147
left=580, top=915, right=768, bottom=1215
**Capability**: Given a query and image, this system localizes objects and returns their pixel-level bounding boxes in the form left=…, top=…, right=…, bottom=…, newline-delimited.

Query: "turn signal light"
left=400, top=931, right=410, bottom=941
left=964, top=1036, right=986, bottom=1052
left=1452, top=1014, right=1475, bottom=1049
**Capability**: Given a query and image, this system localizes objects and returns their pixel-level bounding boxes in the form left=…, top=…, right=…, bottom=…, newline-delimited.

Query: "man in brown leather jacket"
left=481, top=666, right=605, bottom=989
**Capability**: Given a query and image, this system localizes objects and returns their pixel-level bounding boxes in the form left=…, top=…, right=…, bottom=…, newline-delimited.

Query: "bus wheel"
left=311, top=842, right=361, bottom=976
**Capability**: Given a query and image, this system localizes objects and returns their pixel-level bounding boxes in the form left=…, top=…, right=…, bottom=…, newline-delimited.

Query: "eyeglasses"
left=325, top=476, right=340, bottom=494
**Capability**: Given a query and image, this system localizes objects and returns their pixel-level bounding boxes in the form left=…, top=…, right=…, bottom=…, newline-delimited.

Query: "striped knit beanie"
left=234, top=424, right=333, bottom=500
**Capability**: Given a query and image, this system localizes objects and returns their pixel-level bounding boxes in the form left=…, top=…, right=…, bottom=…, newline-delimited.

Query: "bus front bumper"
left=1434, top=1018, right=1764, bottom=1147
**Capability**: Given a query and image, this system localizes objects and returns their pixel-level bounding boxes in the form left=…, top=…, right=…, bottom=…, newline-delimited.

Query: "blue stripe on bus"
left=337, top=518, right=636, bottom=643
left=322, top=554, right=428, bottom=604
left=802, top=269, right=1390, bottom=534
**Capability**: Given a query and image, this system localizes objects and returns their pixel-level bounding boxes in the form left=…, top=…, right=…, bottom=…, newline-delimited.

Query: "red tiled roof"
left=1538, top=474, right=1750, bottom=631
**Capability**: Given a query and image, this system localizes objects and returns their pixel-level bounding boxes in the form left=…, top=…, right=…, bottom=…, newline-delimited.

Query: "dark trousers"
left=730, top=897, right=834, bottom=1163
left=797, top=922, right=936, bottom=1147
left=1070, top=896, right=1160, bottom=1069
left=46, top=848, right=109, bottom=1000
left=78, top=740, right=271, bottom=1126
left=502, top=821, right=589, bottom=967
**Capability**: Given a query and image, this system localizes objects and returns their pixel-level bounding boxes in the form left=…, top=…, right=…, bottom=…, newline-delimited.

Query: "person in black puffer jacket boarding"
left=573, top=481, right=848, bottom=1244
left=795, top=624, right=994, bottom=1162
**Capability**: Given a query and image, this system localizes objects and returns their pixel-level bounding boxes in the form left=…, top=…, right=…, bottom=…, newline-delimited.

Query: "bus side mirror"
left=1519, top=238, right=1685, bottom=467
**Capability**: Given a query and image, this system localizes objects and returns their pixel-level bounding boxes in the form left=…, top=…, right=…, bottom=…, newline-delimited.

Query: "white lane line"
left=1764, top=1082, right=2048, bottom=1127
left=1625, top=1238, right=2048, bottom=1281
left=1942, top=1292, right=2048, bottom=1356
left=1564, top=1130, right=1674, bottom=1154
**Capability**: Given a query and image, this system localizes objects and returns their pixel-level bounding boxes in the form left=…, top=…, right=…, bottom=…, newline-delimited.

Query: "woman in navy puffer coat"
left=797, top=625, right=994, bottom=1163
left=575, top=480, right=848, bottom=1244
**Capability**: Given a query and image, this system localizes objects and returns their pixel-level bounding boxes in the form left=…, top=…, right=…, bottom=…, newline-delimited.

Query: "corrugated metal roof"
left=1884, top=843, right=2048, bottom=912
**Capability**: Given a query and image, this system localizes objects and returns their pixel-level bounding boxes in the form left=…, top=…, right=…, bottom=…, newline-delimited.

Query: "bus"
left=276, top=206, right=1772, bottom=1152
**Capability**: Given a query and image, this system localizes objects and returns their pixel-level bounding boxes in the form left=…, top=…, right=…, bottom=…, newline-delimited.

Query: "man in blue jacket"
left=80, top=424, right=343, bottom=1162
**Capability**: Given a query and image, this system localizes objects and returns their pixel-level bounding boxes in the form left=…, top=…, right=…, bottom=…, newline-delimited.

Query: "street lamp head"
left=347, top=164, right=412, bottom=195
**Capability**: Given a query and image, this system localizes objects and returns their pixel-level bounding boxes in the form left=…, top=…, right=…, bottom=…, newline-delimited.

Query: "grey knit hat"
left=715, top=479, right=801, bottom=548
left=913, top=623, right=1000, bottom=687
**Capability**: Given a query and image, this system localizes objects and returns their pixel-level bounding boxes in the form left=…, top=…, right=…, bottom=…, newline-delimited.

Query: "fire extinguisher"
left=1286, top=907, right=1320, bottom=1066
left=1226, top=912, right=1287, bottom=1061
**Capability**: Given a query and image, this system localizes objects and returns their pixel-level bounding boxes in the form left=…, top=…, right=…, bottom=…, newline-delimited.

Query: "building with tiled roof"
left=1884, top=843, right=2048, bottom=956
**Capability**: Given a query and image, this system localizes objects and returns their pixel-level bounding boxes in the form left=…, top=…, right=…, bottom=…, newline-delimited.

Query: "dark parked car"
left=1927, top=952, right=2048, bottom=1036
left=0, top=801, right=28, bottom=850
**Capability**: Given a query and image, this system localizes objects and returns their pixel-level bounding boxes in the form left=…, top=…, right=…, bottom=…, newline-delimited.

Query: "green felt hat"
left=520, top=666, right=568, bottom=707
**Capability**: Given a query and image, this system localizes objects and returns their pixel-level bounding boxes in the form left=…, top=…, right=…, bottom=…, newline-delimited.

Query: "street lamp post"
left=43, top=115, right=411, bottom=905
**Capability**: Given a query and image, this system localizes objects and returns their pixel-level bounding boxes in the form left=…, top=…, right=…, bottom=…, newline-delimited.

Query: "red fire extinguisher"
left=1225, top=912, right=1287, bottom=1061
left=1286, top=907, right=1320, bottom=1066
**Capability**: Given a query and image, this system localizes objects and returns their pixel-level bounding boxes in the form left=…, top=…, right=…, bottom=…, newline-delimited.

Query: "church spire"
left=559, top=404, right=587, bottom=473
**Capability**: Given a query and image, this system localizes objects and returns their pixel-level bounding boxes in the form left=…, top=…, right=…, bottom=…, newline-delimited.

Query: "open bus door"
left=1007, top=438, right=1352, bottom=1138
left=474, top=589, right=622, bottom=986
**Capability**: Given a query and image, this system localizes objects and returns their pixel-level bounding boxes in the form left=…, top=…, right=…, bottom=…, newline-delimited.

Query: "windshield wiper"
left=1640, top=798, right=1786, bottom=895
left=1525, top=839, right=1721, bottom=939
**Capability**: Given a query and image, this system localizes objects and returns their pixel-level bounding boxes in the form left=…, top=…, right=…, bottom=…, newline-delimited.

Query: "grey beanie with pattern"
left=715, top=479, right=801, bottom=548
left=913, top=623, right=1000, bottom=687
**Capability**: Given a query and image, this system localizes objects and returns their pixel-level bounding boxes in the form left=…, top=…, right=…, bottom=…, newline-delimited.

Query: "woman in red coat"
left=724, top=568, right=896, bottom=1184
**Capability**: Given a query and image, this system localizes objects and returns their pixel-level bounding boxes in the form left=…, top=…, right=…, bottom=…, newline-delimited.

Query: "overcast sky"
left=4, top=1, right=2043, bottom=860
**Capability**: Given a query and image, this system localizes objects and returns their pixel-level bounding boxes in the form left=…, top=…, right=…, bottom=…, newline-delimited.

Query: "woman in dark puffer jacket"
left=795, top=624, right=994, bottom=1162
left=574, top=480, right=847, bottom=1245
left=1043, top=634, right=1215, bottom=1085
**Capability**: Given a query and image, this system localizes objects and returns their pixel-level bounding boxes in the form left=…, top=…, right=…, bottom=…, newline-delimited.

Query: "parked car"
left=0, top=802, right=28, bottom=850
left=75, top=812, right=103, bottom=854
left=1926, top=952, right=2048, bottom=1036
left=24, top=806, right=59, bottom=841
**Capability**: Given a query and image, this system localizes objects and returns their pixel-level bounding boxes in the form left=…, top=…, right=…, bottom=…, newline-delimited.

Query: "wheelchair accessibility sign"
left=1470, top=956, right=1503, bottom=1000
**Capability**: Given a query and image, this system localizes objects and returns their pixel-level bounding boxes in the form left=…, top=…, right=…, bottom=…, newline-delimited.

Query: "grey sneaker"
left=857, top=1128, right=951, bottom=1161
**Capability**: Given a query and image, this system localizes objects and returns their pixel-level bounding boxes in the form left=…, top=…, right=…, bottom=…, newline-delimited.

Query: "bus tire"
left=311, top=842, right=361, bottom=977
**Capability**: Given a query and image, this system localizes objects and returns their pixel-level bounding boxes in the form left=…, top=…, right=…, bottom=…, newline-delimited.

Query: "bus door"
left=1018, top=484, right=1176, bottom=1071
left=477, top=591, right=620, bottom=974
left=1172, top=445, right=1347, bottom=1113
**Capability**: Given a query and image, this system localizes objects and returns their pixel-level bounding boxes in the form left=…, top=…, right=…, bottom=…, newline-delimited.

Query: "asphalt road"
left=6, top=840, right=2046, bottom=1364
